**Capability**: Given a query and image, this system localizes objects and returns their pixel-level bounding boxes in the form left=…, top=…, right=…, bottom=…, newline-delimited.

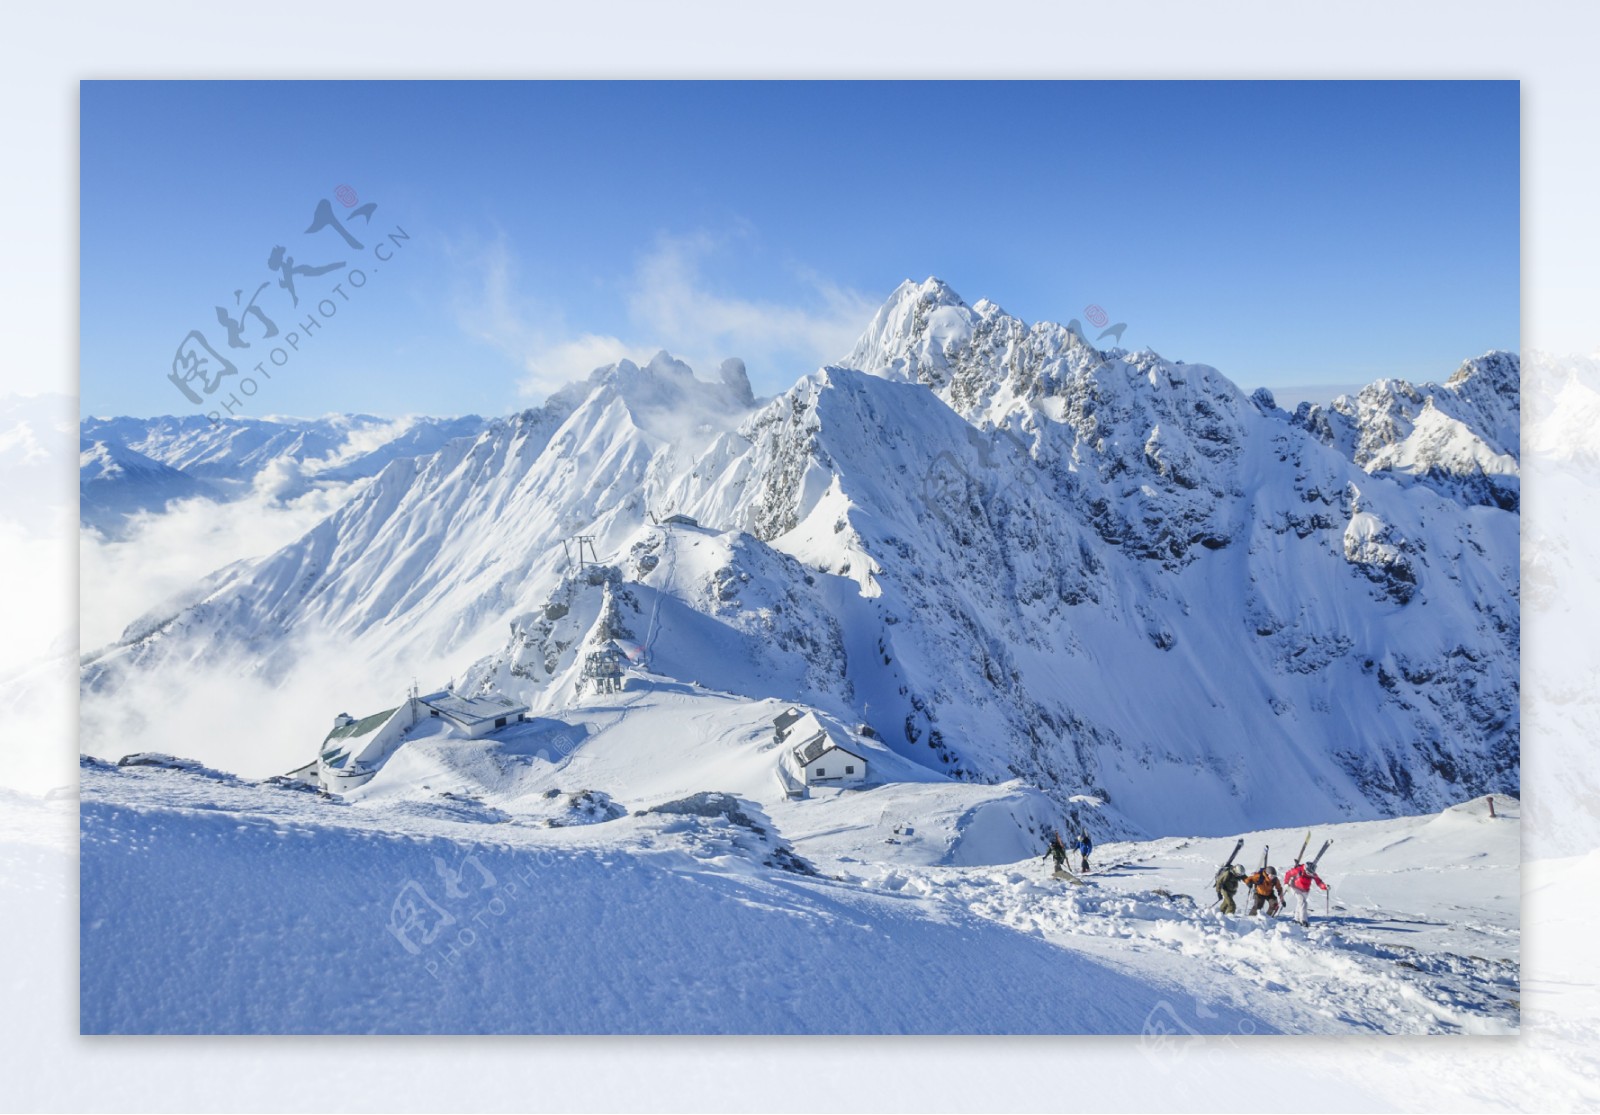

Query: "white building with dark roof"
left=774, top=707, right=868, bottom=788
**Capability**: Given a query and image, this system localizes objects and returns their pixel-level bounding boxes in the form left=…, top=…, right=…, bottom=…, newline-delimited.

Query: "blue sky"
left=81, top=80, right=1519, bottom=420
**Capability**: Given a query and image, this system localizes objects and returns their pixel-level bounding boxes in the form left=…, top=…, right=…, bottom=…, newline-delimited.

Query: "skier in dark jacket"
left=1215, top=863, right=1247, bottom=914
left=1076, top=832, right=1093, bottom=874
left=1043, top=832, right=1068, bottom=873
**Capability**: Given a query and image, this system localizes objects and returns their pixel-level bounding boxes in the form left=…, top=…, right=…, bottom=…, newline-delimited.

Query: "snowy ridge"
left=80, top=413, right=476, bottom=486
left=661, top=284, right=1518, bottom=831
left=83, top=404, right=575, bottom=682
left=81, top=351, right=757, bottom=687
left=81, top=280, right=1518, bottom=840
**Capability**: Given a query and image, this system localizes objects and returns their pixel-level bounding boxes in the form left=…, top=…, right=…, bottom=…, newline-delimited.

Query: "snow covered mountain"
left=80, top=280, right=1519, bottom=838
left=2, top=393, right=75, bottom=538
left=1291, top=351, right=1520, bottom=511
left=79, top=353, right=754, bottom=679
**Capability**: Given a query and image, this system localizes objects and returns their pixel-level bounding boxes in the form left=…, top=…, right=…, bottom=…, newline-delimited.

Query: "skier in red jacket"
left=1282, top=862, right=1328, bottom=925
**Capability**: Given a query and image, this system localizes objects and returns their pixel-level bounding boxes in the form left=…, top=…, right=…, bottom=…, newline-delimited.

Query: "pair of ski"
left=1052, top=866, right=1086, bottom=885
left=1293, top=830, right=1332, bottom=878
left=1218, top=831, right=1332, bottom=874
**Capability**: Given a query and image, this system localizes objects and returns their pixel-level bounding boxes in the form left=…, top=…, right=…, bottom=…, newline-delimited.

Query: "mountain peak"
left=84, top=281, right=1521, bottom=841
left=842, top=277, right=988, bottom=387
left=1447, top=349, right=1520, bottom=401
left=560, top=349, right=697, bottom=406
left=900, top=276, right=968, bottom=308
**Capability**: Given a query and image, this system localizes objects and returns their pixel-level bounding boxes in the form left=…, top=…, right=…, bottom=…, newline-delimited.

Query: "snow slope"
left=343, top=678, right=1065, bottom=869
left=894, top=798, right=1521, bottom=1037
left=78, top=754, right=1516, bottom=1036
left=79, top=636, right=1522, bottom=1037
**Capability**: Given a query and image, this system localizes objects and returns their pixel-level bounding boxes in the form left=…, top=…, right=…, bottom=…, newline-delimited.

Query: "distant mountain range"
left=78, top=413, right=488, bottom=537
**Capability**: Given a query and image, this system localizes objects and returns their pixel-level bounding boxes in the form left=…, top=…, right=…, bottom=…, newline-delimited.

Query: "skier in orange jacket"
left=1244, top=865, right=1283, bottom=916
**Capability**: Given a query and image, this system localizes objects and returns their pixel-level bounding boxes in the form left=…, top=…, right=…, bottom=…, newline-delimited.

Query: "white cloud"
left=521, top=333, right=653, bottom=398
left=78, top=467, right=435, bottom=780
left=626, top=231, right=876, bottom=384
left=449, top=233, right=539, bottom=360
left=450, top=227, right=877, bottom=404
left=306, top=415, right=422, bottom=472
left=448, top=234, right=649, bottom=400
left=79, top=624, right=422, bottom=780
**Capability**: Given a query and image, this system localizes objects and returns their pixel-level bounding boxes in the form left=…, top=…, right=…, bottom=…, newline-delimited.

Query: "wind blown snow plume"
left=80, top=280, right=1519, bottom=837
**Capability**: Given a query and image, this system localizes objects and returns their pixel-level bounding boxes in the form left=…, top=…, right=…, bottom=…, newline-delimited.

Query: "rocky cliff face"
left=665, top=279, right=1518, bottom=830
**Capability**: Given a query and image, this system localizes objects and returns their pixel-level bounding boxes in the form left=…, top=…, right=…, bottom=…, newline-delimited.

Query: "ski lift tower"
left=581, top=644, right=627, bottom=695
left=562, top=534, right=602, bottom=572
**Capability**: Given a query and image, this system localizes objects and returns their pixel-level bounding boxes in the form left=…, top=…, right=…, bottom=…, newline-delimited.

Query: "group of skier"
left=1213, top=838, right=1330, bottom=925
left=1041, top=827, right=1332, bottom=926
left=1043, top=830, right=1092, bottom=875
left=1215, top=861, right=1281, bottom=915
